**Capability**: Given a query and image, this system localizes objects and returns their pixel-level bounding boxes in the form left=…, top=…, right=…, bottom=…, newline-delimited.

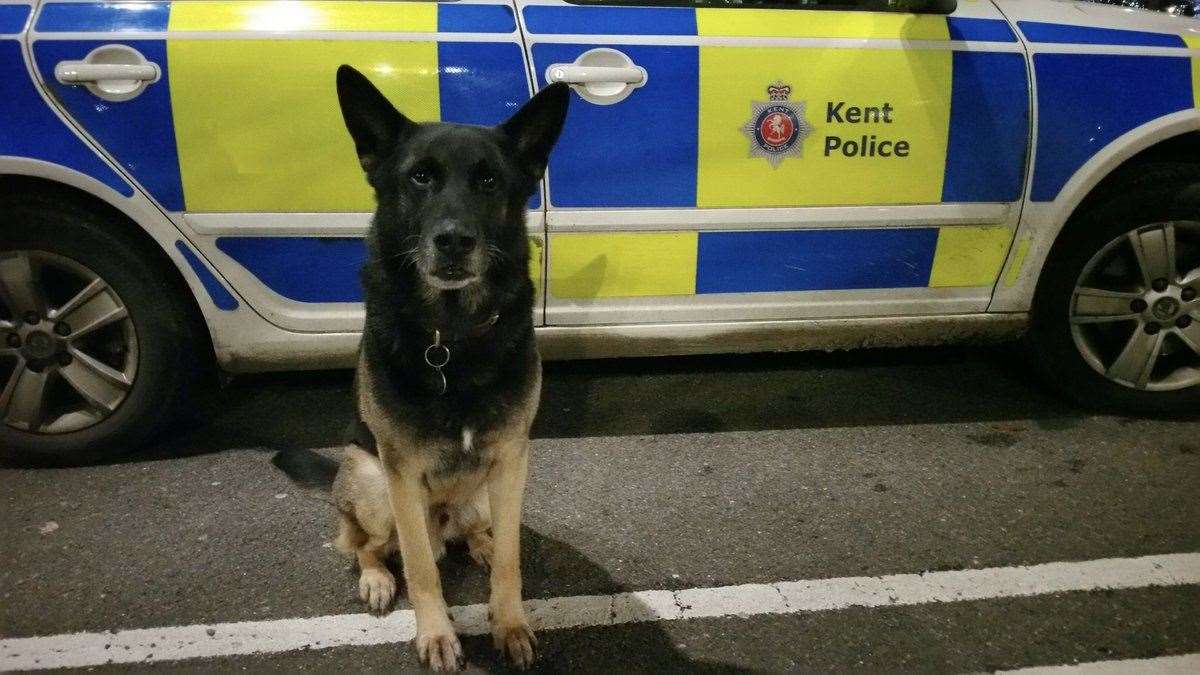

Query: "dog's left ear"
left=499, top=82, right=571, bottom=180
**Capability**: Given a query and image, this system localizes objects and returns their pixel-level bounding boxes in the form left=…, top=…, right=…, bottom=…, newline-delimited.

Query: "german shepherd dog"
left=329, top=66, right=568, bottom=670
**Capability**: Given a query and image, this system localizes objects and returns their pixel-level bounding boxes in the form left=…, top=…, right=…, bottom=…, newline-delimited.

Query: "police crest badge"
left=742, top=82, right=813, bottom=168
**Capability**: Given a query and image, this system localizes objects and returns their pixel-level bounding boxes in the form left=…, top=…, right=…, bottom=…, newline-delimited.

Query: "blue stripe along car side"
left=1030, top=54, right=1192, bottom=202
left=35, top=2, right=169, bottom=32
left=175, top=241, right=238, bottom=310
left=523, top=6, right=696, bottom=36
left=535, top=43, right=699, bottom=208
left=945, top=17, right=1016, bottom=43
left=1018, top=21, right=1186, bottom=48
left=942, top=51, right=1029, bottom=203
left=33, top=40, right=185, bottom=210
left=695, top=229, right=939, bottom=294
left=215, top=229, right=947, bottom=302
left=437, top=4, right=515, bottom=33
left=0, top=4, right=30, bottom=34
left=0, top=40, right=132, bottom=197
left=217, top=237, right=365, bottom=304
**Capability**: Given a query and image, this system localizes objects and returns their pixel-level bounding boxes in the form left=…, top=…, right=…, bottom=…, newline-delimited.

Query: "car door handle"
left=546, top=65, right=644, bottom=85
left=55, top=63, right=158, bottom=84
left=53, top=44, right=161, bottom=102
left=545, top=48, right=647, bottom=105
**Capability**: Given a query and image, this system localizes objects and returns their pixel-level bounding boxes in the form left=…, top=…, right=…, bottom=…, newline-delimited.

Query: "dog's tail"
left=271, top=448, right=338, bottom=494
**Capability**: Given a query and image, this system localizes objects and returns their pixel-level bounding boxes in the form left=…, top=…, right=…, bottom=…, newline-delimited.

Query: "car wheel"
left=0, top=199, right=206, bottom=465
left=1028, top=164, right=1200, bottom=414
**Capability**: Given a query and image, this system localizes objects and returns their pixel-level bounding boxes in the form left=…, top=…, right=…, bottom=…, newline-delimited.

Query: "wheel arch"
left=0, top=165, right=219, bottom=376
left=992, top=111, right=1200, bottom=312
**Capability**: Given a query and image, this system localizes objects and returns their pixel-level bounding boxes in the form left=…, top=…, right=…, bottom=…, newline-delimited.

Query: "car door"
left=30, top=0, right=541, bottom=333
left=520, top=0, right=1031, bottom=326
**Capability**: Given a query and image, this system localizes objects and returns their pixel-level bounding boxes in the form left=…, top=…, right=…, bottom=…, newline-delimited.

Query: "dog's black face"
left=336, top=66, right=569, bottom=292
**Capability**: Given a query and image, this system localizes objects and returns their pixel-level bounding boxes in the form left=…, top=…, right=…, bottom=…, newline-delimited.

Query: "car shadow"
left=27, top=341, right=1192, bottom=468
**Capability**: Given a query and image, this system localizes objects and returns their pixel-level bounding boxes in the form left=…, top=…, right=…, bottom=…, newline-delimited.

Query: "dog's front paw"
left=358, top=568, right=395, bottom=615
left=415, top=621, right=464, bottom=672
left=492, top=619, right=537, bottom=669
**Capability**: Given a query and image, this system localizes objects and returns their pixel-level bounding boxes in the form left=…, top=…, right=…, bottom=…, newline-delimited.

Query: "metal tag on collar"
left=424, top=329, right=450, bottom=395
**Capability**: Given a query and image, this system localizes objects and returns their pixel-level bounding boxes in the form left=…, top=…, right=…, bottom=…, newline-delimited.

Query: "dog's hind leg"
left=455, top=486, right=494, bottom=569
left=336, top=510, right=397, bottom=615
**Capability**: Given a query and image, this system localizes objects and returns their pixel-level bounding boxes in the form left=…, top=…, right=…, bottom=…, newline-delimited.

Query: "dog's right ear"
left=336, top=65, right=415, bottom=172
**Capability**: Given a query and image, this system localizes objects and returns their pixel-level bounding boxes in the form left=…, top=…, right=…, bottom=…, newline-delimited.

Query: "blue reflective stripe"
left=437, top=4, right=515, bottom=33
left=217, top=237, right=365, bottom=304
left=0, top=41, right=132, bottom=197
left=523, top=6, right=696, bottom=36
left=1018, top=21, right=1185, bottom=48
left=33, top=40, right=184, bottom=210
left=695, top=229, right=938, bottom=294
left=945, top=17, right=1016, bottom=43
left=36, top=2, right=169, bottom=32
left=1031, top=53, right=1192, bottom=202
left=0, top=4, right=30, bottom=34
left=942, top=51, right=1028, bottom=203
left=175, top=241, right=238, bottom=311
left=536, top=43, right=698, bottom=208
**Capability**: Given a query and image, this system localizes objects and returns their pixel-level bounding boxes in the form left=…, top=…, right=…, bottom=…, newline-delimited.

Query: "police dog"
left=331, top=66, right=567, bottom=670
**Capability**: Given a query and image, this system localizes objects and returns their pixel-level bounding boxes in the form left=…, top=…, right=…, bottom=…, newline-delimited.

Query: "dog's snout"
left=431, top=222, right=477, bottom=258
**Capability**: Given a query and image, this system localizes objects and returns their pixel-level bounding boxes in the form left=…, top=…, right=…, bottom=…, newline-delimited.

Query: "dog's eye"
left=476, top=174, right=497, bottom=191
left=410, top=168, right=433, bottom=187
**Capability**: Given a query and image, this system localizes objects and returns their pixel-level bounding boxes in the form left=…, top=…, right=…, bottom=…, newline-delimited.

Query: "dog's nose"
left=432, top=223, right=477, bottom=257
left=434, top=233, right=476, bottom=254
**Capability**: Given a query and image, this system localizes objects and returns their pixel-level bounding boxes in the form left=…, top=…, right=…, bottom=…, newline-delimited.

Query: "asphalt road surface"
left=3, top=345, right=1199, bottom=673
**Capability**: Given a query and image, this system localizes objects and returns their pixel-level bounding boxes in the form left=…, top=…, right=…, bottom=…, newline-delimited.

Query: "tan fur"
left=332, top=352, right=541, bottom=671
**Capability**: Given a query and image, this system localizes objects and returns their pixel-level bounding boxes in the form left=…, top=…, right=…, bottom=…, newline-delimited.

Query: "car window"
left=565, top=0, right=952, bottom=12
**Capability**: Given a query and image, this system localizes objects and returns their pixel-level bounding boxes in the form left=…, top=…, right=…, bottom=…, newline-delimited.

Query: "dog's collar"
left=422, top=313, right=500, bottom=395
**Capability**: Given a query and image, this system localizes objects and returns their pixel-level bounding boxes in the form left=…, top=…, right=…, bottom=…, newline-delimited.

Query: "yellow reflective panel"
left=168, top=1, right=438, bottom=32
left=169, top=40, right=438, bottom=212
left=1003, top=237, right=1032, bottom=288
left=695, top=9, right=950, bottom=40
left=1185, top=35, right=1200, bottom=108
left=928, top=226, right=1012, bottom=288
left=697, top=47, right=952, bottom=207
left=529, top=236, right=543, bottom=297
left=549, top=233, right=698, bottom=299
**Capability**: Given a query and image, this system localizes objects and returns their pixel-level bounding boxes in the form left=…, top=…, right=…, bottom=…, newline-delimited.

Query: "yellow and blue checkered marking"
left=548, top=226, right=1012, bottom=299
left=528, top=7, right=1028, bottom=208
left=33, top=1, right=524, bottom=213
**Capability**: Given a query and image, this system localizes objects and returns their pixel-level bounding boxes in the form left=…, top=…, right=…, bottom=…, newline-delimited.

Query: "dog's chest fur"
left=353, top=259, right=538, bottom=475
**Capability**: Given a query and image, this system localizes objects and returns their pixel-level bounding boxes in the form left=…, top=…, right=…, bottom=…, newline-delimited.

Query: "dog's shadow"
left=376, top=528, right=753, bottom=674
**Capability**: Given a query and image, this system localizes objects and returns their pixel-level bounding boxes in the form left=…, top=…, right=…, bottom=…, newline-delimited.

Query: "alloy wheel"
left=1069, top=222, right=1200, bottom=391
left=0, top=251, right=139, bottom=433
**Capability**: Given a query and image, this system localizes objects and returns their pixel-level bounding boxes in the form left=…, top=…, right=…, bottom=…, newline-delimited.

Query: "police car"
left=1, top=0, right=1198, bottom=463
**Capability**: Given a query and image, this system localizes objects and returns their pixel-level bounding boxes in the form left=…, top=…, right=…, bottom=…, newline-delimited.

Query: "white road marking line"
left=998, top=653, right=1200, bottom=674
left=2, top=552, right=1197, bottom=671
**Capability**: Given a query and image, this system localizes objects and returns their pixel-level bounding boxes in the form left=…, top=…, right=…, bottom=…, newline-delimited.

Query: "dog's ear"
left=499, top=82, right=570, bottom=180
left=336, top=65, right=415, bottom=172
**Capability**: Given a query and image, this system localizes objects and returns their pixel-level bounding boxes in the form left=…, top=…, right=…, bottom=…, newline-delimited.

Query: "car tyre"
left=1028, top=163, right=1200, bottom=415
left=0, top=197, right=207, bottom=465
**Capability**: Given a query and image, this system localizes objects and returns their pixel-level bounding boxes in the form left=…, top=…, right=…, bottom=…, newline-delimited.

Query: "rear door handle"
left=55, top=63, right=158, bottom=84
left=547, top=65, right=644, bottom=85
left=545, top=48, right=647, bottom=105
left=54, top=44, right=161, bottom=102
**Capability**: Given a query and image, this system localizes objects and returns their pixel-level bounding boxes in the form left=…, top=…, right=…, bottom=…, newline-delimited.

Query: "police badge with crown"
left=742, top=82, right=813, bottom=168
